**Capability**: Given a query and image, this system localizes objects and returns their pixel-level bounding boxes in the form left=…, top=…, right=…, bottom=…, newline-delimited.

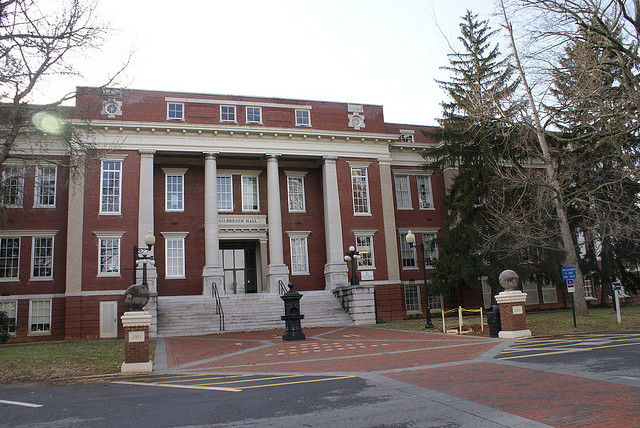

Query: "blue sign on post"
left=566, top=279, right=575, bottom=293
left=561, top=266, right=576, bottom=280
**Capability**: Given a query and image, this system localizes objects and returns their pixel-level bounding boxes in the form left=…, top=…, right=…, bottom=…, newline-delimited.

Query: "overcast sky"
left=42, top=0, right=499, bottom=126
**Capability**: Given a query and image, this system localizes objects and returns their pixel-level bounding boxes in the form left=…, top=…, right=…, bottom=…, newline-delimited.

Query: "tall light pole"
left=344, top=245, right=361, bottom=286
left=406, top=230, right=434, bottom=329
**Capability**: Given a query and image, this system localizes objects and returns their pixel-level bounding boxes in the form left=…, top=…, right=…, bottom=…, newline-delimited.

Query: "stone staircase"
left=156, top=290, right=353, bottom=337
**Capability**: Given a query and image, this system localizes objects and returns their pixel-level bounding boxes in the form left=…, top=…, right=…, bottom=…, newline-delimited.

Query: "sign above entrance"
left=219, top=215, right=267, bottom=229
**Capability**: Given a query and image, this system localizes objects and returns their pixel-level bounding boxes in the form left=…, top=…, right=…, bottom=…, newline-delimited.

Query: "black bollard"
left=280, top=282, right=305, bottom=341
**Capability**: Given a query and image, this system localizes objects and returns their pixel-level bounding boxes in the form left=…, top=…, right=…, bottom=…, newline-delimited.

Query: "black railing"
left=278, top=280, right=288, bottom=295
left=212, top=281, right=225, bottom=331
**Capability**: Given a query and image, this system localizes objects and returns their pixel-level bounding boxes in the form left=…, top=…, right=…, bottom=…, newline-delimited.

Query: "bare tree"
left=0, top=0, right=123, bottom=168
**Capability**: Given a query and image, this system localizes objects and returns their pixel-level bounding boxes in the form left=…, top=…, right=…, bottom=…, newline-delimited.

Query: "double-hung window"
left=404, top=284, right=421, bottom=313
left=0, top=237, right=20, bottom=280
left=34, top=165, right=56, bottom=207
left=242, top=176, right=259, bottom=211
left=221, top=105, right=236, bottom=122
left=355, top=234, right=374, bottom=269
left=416, top=175, right=433, bottom=209
left=29, top=299, right=51, bottom=334
left=1, top=166, right=24, bottom=207
left=100, top=160, right=122, bottom=214
left=163, top=232, right=188, bottom=279
left=0, top=301, right=17, bottom=334
left=217, top=176, right=233, bottom=211
left=246, top=106, right=262, bottom=124
left=394, top=174, right=411, bottom=209
left=295, top=109, right=310, bottom=126
left=164, top=168, right=187, bottom=212
left=422, top=232, right=438, bottom=266
left=97, top=233, right=122, bottom=276
left=288, top=232, right=310, bottom=275
left=286, top=173, right=306, bottom=213
left=400, top=233, right=416, bottom=268
left=167, top=102, right=184, bottom=120
left=31, top=236, right=53, bottom=280
left=351, top=167, right=370, bottom=215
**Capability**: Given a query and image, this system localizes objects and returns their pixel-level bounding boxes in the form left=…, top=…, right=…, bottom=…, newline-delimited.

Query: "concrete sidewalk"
left=154, top=326, right=640, bottom=427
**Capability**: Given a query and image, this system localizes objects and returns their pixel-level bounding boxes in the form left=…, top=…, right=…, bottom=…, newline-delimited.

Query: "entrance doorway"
left=220, top=242, right=258, bottom=293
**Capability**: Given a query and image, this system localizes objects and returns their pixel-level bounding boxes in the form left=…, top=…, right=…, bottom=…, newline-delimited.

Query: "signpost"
left=562, top=266, right=577, bottom=328
left=612, top=281, right=622, bottom=324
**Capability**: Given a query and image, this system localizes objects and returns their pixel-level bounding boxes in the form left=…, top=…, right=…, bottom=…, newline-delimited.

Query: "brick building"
left=0, top=87, right=570, bottom=341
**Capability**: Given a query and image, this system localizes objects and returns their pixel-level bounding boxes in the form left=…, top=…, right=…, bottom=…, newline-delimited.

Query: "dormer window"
left=167, top=103, right=184, bottom=120
left=295, top=109, right=311, bottom=127
left=221, top=105, right=236, bottom=122
left=401, top=133, right=414, bottom=143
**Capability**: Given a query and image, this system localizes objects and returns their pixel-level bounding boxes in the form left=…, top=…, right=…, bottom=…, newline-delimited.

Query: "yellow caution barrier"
left=440, top=306, right=484, bottom=334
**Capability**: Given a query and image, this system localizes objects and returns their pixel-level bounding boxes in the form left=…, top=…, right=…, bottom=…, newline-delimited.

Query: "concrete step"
left=157, top=291, right=353, bottom=337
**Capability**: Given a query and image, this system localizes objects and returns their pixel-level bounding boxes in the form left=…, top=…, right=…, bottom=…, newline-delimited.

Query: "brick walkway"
left=159, top=326, right=640, bottom=427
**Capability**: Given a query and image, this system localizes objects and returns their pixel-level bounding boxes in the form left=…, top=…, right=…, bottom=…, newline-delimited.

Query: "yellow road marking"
left=498, top=341, right=640, bottom=360
left=113, top=381, right=241, bottom=392
left=239, top=376, right=356, bottom=390
left=121, top=374, right=251, bottom=384
left=198, top=374, right=302, bottom=386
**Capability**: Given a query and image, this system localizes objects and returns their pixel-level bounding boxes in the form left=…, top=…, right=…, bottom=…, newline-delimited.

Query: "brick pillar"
left=121, top=311, right=153, bottom=373
left=495, top=291, right=531, bottom=339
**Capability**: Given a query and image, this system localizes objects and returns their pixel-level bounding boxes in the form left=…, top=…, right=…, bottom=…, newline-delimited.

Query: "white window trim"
left=217, top=175, right=233, bottom=212
left=245, top=106, right=263, bottom=124
left=416, top=174, right=435, bottom=210
left=34, top=165, right=57, bottom=208
left=404, top=283, right=421, bottom=314
left=220, top=105, right=237, bottom=123
left=0, top=236, right=20, bottom=282
left=94, top=231, right=126, bottom=277
left=285, top=171, right=308, bottom=213
left=161, top=232, right=189, bottom=279
left=353, top=230, right=377, bottom=270
left=350, top=166, right=371, bottom=216
left=295, top=109, right=311, bottom=127
left=167, top=102, right=184, bottom=120
left=2, top=165, right=24, bottom=208
left=0, top=300, right=17, bottom=335
left=28, top=298, right=52, bottom=336
left=421, top=232, right=438, bottom=268
left=30, top=235, right=54, bottom=281
left=99, top=159, right=123, bottom=215
left=393, top=174, right=412, bottom=210
left=162, top=167, right=188, bottom=212
left=287, top=231, right=311, bottom=276
left=241, top=175, right=260, bottom=212
left=400, top=232, right=418, bottom=270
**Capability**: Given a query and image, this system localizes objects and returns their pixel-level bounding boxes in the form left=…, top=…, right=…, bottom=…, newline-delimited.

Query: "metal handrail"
left=278, top=280, right=288, bottom=295
left=212, top=281, right=225, bottom=331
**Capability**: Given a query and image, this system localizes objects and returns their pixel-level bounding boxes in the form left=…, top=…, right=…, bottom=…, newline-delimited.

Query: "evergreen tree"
left=423, top=11, right=526, bottom=296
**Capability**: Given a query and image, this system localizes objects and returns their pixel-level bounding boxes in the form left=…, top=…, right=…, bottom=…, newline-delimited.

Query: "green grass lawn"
left=376, top=305, right=640, bottom=336
left=0, top=339, right=155, bottom=384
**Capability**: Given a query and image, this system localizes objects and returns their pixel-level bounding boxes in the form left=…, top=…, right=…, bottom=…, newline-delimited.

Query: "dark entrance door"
left=220, top=242, right=258, bottom=293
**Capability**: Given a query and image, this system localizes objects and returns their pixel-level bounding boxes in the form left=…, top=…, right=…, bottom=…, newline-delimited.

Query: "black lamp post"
left=344, top=245, right=361, bottom=286
left=124, top=232, right=156, bottom=311
left=406, top=230, right=434, bottom=329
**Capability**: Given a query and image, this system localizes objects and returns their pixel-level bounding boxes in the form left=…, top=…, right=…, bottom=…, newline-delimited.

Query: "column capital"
left=139, top=149, right=156, bottom=156
left=323, top=155, right=338, bottom=163
left=203, top=152, right=219, bottom=159
left=266, top=153, right=282, bottom=159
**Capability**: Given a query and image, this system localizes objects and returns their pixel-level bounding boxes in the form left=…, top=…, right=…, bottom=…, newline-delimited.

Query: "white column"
left=138, top=150, right=157, bottom=336
left=65, top=155, right=85, bottom=295
left=202, top=152, right=224, bottom=296
left=266, top=154, right=289, bottom=292
left=322, top=156, right=349, bottom=290
left=378, top=157, right=400, bottom=282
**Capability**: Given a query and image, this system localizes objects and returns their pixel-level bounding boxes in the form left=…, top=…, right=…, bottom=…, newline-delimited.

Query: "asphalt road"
left=1, top=375, right=509, bottom=428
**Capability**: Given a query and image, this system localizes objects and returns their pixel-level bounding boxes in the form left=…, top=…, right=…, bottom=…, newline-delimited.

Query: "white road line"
left=112, top=381, right=241, bottom=392
left=0, top=399, right=43, bottom=408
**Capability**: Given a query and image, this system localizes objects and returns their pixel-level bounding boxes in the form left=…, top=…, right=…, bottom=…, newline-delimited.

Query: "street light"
left=405, top=230, right=434, bottom=329
left=124, top=231, right=156, bottom=311
left=344, top=245, right=361, bottom=285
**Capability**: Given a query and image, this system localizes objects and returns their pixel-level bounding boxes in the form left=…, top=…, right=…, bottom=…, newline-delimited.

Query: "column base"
left=121, top=361, right=153, bottom=373
left=498, top=329, right=532, bottom=339
left=324, top=262, right=349, bottom=290
left=267, top=264, right=290, bottom=293
left=202, top=266, right=224, bottom=296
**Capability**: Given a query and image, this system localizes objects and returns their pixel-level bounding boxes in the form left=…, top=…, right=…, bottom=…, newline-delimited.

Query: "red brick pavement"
left=386, top=362, right=640, bottom=428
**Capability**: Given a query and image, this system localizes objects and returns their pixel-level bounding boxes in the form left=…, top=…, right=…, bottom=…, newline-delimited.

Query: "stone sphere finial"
left=499, top=269, right=520, bottom=291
